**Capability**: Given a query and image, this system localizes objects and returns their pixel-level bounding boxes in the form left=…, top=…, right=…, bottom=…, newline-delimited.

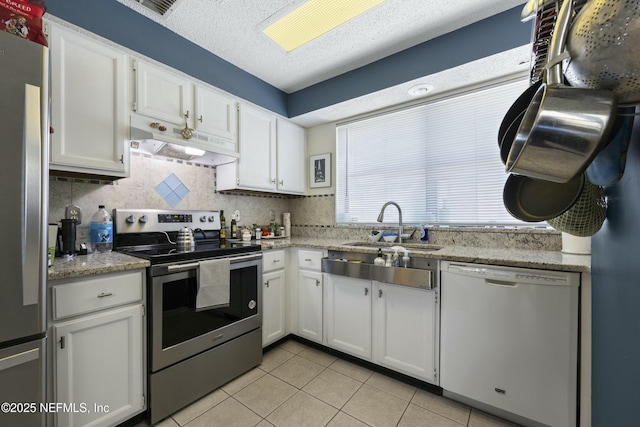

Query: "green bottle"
left=220, top=210, right=226, bottom=240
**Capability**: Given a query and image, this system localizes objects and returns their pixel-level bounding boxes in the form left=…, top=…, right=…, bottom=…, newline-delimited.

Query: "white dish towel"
left=196, top=258, right=230, bottom=311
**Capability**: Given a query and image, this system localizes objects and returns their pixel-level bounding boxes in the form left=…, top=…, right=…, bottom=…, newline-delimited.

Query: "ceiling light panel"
left=263, top=0, right=386, bottom=52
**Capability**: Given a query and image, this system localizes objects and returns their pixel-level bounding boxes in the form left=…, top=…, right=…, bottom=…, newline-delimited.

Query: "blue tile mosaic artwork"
left=155, top=173, right=189, bottom=207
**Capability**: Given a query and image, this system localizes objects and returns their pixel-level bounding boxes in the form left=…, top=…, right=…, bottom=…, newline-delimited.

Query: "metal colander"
left=546, top=177, right=607, bottom=236
left=564, top=0, right=640, bottom=105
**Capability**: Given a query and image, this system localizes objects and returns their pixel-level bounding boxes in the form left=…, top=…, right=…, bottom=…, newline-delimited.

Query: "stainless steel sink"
left=342, top=241, right=443, bottom=251
left=323, top=249, right=439, bottom=289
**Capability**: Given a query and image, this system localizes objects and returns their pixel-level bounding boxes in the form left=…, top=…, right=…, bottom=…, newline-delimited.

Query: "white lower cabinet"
left=324, top=275, right=372, bottom=360
left=297, top=269, right=323, bottom=343
left=323, top=274, right=438, bottom=384
left=262, top=250, right=287, bottom=347
left=50, top=271, right=145, bottom=427
left=295, top=249, right=325, bottom=343
left=373, top=282, right=438, bottom=383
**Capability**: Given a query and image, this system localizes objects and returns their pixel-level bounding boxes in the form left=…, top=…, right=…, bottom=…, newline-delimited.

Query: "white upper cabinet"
left=133, top=60, right=191, bottom=125
left=49, top=24, right=129, bottom=177
left=240, top=103, right=277, bottom=190
left=217, top=103, right=276, bottom=191
left=216, top=103, right=305, bottom=195
left=132, top=60, right=237, bottom=152
left=195, top=86, right=237, bottom=141
left=276, top=119, right=305, bottom=194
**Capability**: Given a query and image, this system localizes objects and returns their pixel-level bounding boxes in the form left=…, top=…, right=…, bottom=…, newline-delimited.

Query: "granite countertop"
left=48, top=251, right=150, bottom=281
left=48, top=237, right=590, bottom=281
left=259, top=237, right=591, bottom=273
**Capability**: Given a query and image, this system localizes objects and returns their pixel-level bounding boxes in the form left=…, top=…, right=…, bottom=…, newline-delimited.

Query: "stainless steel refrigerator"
left=0, top=29, right=48, bottom=427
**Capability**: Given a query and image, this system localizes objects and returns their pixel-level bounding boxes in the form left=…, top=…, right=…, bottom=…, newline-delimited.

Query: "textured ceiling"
left=117, top=0, right=526, bottom=93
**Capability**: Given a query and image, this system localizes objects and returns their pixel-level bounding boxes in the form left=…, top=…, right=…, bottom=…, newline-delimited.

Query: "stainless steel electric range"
left=113, top=209, right=263, bottom=425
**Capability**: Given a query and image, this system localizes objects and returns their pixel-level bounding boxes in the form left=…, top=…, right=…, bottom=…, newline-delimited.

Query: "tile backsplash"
left=49, top=153, right=292, bottom=244
left=49, top=152, right=560, bottom=251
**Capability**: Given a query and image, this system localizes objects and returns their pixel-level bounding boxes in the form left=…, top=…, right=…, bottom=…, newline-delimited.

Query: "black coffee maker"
left=58, top=219, right=77, bottom=256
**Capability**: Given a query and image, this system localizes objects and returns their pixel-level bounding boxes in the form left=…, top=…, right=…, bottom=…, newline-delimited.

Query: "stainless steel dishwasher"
left=440, top=261, right=579, bottom=427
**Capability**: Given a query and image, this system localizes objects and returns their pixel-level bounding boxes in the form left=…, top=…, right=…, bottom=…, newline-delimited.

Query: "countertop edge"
left=48, top=252, right=151, bottom=281
left=259, top=238, right=591, bottom=273
left=48, top=238, right=590, bottom=281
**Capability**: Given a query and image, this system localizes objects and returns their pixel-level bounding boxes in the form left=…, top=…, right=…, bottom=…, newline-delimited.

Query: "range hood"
left=130, top=115, right=238, bottom=167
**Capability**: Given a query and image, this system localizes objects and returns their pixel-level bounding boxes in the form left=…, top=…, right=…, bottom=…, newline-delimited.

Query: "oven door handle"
left=167, top=262, right=200, bottom=271
left=229, top=253, right=263, bottom=263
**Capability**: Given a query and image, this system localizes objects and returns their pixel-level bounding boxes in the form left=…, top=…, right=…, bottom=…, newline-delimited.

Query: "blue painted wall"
left=591, top=112, right=640, bottom=426
left=44, top=0, right=530, bottom=120
left=288, top=6, right=531, bottom=117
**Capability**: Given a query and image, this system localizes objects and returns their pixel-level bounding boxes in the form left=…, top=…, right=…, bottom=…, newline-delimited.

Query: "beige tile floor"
left=144, top=339, right=520, bottom=427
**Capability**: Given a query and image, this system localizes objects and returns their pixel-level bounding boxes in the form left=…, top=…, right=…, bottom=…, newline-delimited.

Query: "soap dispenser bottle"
left=374, top=248, right=385, bottom=266
left=385, top=253, right=392, bottom=267
left=402, top=249, right=410, bottom=268
left=391, top=249, right=401, bottom=267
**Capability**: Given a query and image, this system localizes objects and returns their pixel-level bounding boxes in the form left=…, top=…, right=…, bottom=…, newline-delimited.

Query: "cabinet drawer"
left=298, top=249, right=323, bottom=271
left=52, top=271, right=144, bottom=320
left=263, top=250, right=285, bottom=273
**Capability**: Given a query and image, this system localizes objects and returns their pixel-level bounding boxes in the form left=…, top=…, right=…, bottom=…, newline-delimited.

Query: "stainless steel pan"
left=506, top=0, right=617, bottom=183
left=503, top=173, right=584, bottom=222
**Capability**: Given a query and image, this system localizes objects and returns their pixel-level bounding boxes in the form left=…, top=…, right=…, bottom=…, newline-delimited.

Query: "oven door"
left=150, top=253, right=262, bottom=372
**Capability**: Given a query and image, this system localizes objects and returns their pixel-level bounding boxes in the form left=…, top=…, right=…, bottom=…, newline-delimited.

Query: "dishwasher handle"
left=446, top=263, right=570, bottom=286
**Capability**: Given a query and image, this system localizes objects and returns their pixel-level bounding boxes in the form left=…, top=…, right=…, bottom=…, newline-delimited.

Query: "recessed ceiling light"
left=263, top=0, right=386, bottom=52
left=408, top=84, right=434, bottom=97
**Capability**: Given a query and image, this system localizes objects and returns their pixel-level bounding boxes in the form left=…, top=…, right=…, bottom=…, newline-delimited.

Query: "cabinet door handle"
left=305, top=258, right=312, bottom=262
left=59, top=336, right=65, bottom=349
left=264, top=281, right=269, bottom=288
left=365, top=288, right=369, bottom=296
left=279, top=180, right=284, bottom=186
left=97, top=292, right=113, bottom=298
left=271, top=179, right=276, bottom=184
left=198, top=115, right=203, bottom=122
left=315, top=279, right=320, bottom=287
left=184, top=110, right=190, bottom=119
left=273, top=259, right=280, bottom=263
left=379, top=289, right=383, bottom=298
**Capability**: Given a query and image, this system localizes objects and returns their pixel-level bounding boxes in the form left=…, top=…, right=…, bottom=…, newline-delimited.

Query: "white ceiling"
left=118, top=0, right=531, bottom=126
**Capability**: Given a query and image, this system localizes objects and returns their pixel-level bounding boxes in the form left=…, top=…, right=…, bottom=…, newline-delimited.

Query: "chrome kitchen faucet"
left=377, top=201, right=403, bottom=243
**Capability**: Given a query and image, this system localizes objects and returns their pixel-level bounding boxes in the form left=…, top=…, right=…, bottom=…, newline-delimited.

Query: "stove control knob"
left=208, top=216, right=216, bottom=222
left=138, top=215, right=148, bottom=224
left=126, top=215, right=137, bottom=224
left=200, top=215, right=207, bottom=222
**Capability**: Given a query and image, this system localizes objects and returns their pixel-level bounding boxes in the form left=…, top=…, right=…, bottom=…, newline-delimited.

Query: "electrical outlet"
left=65, top=205, right=82, bottom=224
left=234, top=210, right=241, bottom=223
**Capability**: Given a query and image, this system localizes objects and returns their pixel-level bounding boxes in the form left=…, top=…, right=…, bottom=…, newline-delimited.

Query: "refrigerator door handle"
left=22, top=84, right=42, bottom=307
left=0, top=347, right=39, bottom=372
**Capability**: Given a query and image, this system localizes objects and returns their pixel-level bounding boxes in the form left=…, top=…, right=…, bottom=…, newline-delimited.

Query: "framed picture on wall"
left=310, top=153, right=331, bottom=188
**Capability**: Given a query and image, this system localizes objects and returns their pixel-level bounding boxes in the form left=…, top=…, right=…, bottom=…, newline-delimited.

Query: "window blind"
left=336, top=77, right=534, bottom=226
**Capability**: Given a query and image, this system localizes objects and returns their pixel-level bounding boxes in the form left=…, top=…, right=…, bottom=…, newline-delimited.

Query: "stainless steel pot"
left=506, top=0, right=617, bottom=183
left=564, top=0, right=640, bottom=106
left=498, top=80, right=542, bottom=164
